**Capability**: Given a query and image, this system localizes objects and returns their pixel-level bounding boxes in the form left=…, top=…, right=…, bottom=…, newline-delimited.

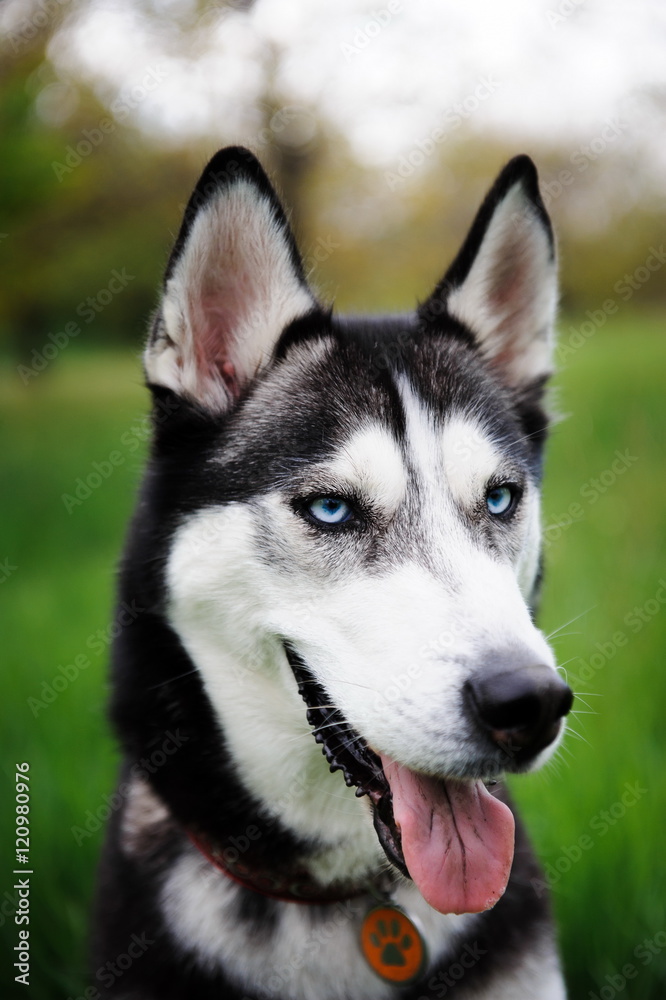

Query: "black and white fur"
left=94, top=146, right=569, bottom=999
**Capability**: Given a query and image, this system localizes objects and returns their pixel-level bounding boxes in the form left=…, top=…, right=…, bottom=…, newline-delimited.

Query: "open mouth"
left=285, top=644, right=516, bottom=915
left=285, top=644, right=408, bottom=876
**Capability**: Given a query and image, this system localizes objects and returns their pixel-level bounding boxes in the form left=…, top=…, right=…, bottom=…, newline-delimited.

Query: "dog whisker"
left=545, top=605, right=596, bottom=641
left=563, top=727, right=592, bottom=748
left=287, top=722, right=356, bottom=745
left=555, top=659, right=578, bottom=681
left=568, top=703, right=596, bottom=720
left=147, top=668, right=199, bottom=690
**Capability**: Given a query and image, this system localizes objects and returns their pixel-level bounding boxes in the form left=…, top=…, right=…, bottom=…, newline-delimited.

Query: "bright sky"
left=36, top=0, right=666, bottom=171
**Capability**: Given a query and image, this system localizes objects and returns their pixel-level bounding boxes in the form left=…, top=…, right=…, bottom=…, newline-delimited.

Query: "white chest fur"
left=160, top=845, right=475, bottom=1000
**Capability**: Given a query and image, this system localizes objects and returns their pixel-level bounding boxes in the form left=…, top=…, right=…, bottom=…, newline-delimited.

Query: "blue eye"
left=486, top=484, right=516, bottom=516
left=307, top=497, right=353, bottom=525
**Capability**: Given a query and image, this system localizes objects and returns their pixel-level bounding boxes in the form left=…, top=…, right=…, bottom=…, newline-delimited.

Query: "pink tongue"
left=380, top=755, right=515, bottom=915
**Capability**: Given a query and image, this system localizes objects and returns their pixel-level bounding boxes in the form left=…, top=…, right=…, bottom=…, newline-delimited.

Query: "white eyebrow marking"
left=441, top=415, right=502, bottom=506
left=322, top=424, right=407, bottom=511
left=397, top=378, right=502, bottom=508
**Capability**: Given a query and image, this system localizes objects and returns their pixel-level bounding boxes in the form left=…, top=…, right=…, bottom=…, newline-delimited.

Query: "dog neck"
left=187, top=828, right=373, bottom=905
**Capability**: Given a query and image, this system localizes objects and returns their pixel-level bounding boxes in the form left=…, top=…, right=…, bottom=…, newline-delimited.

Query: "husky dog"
left=94, top=146, right=573, bottom=999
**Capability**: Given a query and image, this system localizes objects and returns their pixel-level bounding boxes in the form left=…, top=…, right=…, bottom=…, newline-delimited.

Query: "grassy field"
left=1, top=313, right=665, bottom=998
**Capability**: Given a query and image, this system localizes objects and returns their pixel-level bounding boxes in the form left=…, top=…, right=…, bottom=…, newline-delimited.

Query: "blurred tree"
left=0, top=0, right=259, bottom=365
left=298, top=132, right=666, bottom=319
left=1, top=0, right=664, bottom=371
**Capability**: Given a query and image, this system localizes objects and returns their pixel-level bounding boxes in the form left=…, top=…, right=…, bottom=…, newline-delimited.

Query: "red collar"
left=187, top=830, right=368, bottom=905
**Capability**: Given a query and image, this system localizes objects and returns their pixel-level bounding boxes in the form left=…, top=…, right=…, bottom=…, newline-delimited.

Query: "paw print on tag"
left=371, top=916, right=412, bottom=964
left=360, top=905, right=427, bottom=984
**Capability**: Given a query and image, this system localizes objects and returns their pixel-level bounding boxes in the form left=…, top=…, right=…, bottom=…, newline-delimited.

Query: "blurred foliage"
left=0, top=39, right=197, bottom=359
left=1, top=0, right=666, bottom=372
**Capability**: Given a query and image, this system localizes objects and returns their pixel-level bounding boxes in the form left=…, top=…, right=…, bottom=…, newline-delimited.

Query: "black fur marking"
left=286, top=644, right=409, bottom=879
left=276, top=312, right=413, bottom=441
left=274, top=306, right=334, bottom=358
left=109, top=546, right=311, bottom=870
left=93, top=788, right=257, bottom=1000
left=422, top=155, right=554, bottom=322
left=234, top=887, right=279, bottom=936
left=164, top=145, right=309, bottom=289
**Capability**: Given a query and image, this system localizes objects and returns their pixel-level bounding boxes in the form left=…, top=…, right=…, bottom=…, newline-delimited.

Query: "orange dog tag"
left=360, top=905, right=427, bottom=984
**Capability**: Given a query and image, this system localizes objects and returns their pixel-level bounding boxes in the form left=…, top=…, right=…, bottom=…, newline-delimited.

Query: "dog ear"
left=144, top=146, right=317, bottom=412
left=420, top=155, right=557, bottom=390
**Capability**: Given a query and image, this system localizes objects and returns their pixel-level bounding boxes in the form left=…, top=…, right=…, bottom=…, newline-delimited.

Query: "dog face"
left=141, top=148, right=572, bottom=915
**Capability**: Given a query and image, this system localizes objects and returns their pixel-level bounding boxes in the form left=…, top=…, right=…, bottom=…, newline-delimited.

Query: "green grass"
left=511, top=311, right=666, bottom=997
left=1, top=352, right=147, bottom=1000
left=1, top=314, right=665, bottom=998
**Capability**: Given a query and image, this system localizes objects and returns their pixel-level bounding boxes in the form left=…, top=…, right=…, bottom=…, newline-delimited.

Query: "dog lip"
left=283, top=642, right=410, bottom=879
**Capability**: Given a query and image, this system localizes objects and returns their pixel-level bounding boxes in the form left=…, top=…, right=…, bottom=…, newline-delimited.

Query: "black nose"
left=464, top=665, right=573, bottom=764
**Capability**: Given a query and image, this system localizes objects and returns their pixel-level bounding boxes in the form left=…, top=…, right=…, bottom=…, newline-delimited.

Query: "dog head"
left=140, top=147, right=572, bottom=915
